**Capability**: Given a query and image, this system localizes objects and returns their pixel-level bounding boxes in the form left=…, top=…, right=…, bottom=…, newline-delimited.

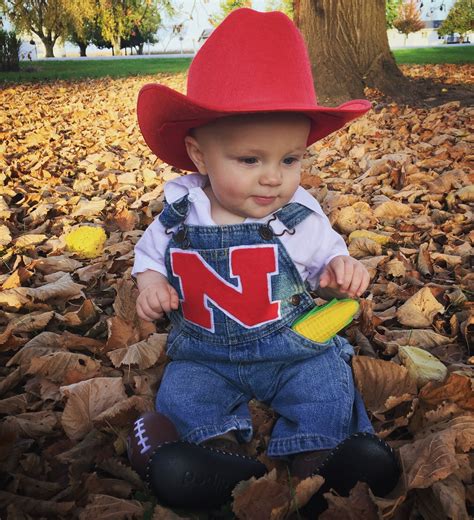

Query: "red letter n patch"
left=170, top=245, right=281, bottom=331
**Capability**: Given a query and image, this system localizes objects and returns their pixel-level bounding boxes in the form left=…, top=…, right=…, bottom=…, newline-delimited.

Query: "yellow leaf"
left=398, top=346, right=448, bottom=388
left=65, top=226, right=107, bottom=258
left=348, top=230, right=391, bottom=245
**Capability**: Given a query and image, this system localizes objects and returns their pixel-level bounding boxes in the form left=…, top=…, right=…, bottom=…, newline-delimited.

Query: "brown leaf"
left=0, top=274, right=85, bottom=311
left=321, top=482, right=380, bottom=519
left=27, top=351, right=100, bottom=384
left=112, top=207, right=138, bottom=232
left=416, top=474, right=470, bottom=520
left=0, top=491, right=74, bottom=517
left=96, top=458, right=144, bottom=489
left=3, top=410, right=61, bottom=439
left=62, top=299, right=101, bottom=328
left=0, top=367, right=23, bottom=397
left=348, top=237, right=383, bottom=259
left=113, top=279, right=138, bottom=321
left=78, top=494, right=143, bottom=520
left=373, top=201, right=412, bottom=221
left=32, top=255, right=83, bottom=274
left=397, top=287, right=445, bottom=328
left=6, top=332, right=65, bottom=369
left=0, top=393, right=32, bottom=414
left=232, top=469, right=323, bottom=520
left=60, top=377, right=127, bottom=440
left=152, top=504, right=191, bottom=519
left=419, top=373, right=474, bottom=411
left=83, top=473, right=133, bottom=499
left=105, top=316, right=140, bottom=352
left=107, top=333, right=167, bottom=369
left=399, top=417, right=474, bottom=490
left=334, top=202, right=375, bottom=234
left=352, top=356, right=417, bottom=414
left=93, top=395, right=152, bottom=429
left=417, top=243, right=434, bottom=277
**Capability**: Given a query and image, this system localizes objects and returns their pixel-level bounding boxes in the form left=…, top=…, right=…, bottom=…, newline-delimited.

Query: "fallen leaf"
left=398, top=346, right=448, bottom=388
left=397, top=287, right=445, bottom=327
left=60, top=377, right=127, bottom=440
left=352, top=356, right=417, bottom=414
left=107, top=333, right=167, bottom=369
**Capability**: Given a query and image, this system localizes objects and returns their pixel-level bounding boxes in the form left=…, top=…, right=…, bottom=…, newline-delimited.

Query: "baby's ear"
left=184, top=135, right=207, bottom=175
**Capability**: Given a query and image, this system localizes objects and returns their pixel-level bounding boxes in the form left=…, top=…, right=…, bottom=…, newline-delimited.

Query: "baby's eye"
left=283, top=157, right=299, bottom=165
left=239, top=157, right=258, bottom=165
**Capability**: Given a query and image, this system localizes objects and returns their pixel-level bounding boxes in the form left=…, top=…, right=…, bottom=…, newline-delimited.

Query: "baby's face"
left=185, top=113, right=311, bottom=224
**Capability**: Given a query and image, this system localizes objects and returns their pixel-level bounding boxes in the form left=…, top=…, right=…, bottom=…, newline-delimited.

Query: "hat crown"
left=187, top=8, right=317, bottom=110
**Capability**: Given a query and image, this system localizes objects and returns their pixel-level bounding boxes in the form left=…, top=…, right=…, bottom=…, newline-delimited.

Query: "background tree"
left=209, top=0, right=252, bottom=27
left=438, top=0, right=474, bottom=41
left=0, top=0, right=72, bottom=57
left=121, top=3, right=163, bottom=54
left=65, top=0, right=99, bottom=57
left=294, top=0, right=410, bottom=106
left=386, top=0, right=403, bottom=28
left=393, top=0, right=425, bottom=45
left=265, top=0, right=294, bottom=19
left=67, top=18, right=104, bottom=57
left=96, top=0, right=171, bottom=56
left=0, top=28, right=20, bottom=70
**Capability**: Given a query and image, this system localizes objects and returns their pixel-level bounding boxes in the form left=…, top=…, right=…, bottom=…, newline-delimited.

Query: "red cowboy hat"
left=137, top=8, right=371, bottom=171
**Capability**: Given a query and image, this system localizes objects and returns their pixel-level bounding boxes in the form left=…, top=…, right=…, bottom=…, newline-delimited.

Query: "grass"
left=0, top=46, right=472, bottom=83
left=0, top=57, right=192, bottom=83
left=393, top=45, right=474, bottom=64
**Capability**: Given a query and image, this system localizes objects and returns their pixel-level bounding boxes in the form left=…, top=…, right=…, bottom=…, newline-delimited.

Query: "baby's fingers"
left=137, top=299, right=164, bottom=321
left=168, top=285, right=180, bottom=310
left=158, top=286, right=179, bottom=313
left=329, top=256, right=347, bottom=287
left=354, top=269, right=370, bottom=297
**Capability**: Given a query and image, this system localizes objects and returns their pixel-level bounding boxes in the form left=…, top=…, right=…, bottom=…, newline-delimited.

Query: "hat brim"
left=137, top=83, right=372, bottom=171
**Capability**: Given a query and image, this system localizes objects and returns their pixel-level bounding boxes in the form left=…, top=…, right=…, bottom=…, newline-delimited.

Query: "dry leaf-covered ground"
left=0, top=65, right=473, bottom=519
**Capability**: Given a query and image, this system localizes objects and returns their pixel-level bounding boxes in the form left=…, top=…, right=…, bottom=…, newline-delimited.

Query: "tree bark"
left=111, top=36, right=122, bottom=56
left=78, top=42, right=87, bottom=57
left=42, top=38, right=55, bottom=58
left=295, top=0, right=410, bottom=106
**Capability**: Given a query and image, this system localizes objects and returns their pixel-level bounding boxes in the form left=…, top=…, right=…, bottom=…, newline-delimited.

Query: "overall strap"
left=273, top=203, right=314, bottom=231
left=158, top=195, right=190, bottom=230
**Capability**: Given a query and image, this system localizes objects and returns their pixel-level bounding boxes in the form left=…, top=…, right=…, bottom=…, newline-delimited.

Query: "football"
left=127, top=411, right=179, bottom=477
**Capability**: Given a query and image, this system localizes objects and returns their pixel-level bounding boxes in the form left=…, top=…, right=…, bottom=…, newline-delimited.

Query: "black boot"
left=299, top=432, right=400, bottom=517
left=146, top=441, right=267, bottom=509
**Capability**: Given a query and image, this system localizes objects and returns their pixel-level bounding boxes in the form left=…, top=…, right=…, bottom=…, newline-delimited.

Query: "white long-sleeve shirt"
left=132, top=174, right=348, bottom=290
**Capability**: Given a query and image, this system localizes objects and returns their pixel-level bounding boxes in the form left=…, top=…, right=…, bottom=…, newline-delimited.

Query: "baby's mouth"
left=253, top=196, right=277, bottom=205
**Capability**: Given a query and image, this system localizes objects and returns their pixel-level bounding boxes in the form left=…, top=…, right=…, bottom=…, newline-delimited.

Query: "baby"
left=128, top=8, right=399, bottom=514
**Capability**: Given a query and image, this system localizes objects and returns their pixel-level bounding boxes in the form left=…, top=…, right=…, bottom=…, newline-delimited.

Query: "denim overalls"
left=156, top=195, right=373, bottom=456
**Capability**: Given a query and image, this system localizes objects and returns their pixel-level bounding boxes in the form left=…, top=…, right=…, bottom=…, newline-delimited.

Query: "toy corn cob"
left=292, top=299, right=359, bottom=343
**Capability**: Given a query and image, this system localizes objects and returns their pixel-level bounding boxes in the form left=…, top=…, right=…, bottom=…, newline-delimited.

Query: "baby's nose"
left=260, top=167, right=282, bottom=185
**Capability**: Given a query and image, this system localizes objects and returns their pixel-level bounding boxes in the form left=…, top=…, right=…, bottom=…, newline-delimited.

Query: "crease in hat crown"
left=137, top=7, right=372, bottom=171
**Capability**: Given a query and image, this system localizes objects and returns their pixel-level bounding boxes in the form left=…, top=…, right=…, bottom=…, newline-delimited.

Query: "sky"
left=155, top=0, right=268, bottom=53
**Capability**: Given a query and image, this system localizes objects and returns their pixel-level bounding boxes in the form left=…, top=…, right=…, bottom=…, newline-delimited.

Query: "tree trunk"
left=138, top=43, right=144, bottom=55
left=111, top=36, right=122, bottom=56
left=42, top=38, right=55, bottom=58
left=295, top=0, right=409, bottom=106
left=78, top=42, right=87, bottom=57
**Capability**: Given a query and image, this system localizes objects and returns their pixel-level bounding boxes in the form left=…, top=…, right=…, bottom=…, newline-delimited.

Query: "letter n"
left=170, top=245, right=281, bottom=331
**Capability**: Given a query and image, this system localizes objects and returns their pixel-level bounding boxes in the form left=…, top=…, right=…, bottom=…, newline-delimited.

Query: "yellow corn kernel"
left=348, top=230, right=391, bottom=245
left=292, top=299, right=359, bottom=343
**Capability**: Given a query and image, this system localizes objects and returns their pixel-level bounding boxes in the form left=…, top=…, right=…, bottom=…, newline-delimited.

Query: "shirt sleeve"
left=295, top=212, right=349, bottom=290
left=131, top=215, right=170, bottom=278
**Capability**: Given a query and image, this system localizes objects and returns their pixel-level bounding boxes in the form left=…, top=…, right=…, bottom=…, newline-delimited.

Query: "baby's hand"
left=136, top=272, right=179, bottom=321
left=319, top=255, right=370, bottom=298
